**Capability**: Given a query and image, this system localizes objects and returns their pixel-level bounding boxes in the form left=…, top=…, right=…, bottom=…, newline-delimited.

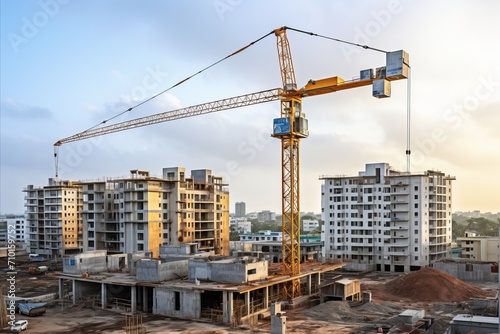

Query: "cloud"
left=1, top=99, right=52, bottom=120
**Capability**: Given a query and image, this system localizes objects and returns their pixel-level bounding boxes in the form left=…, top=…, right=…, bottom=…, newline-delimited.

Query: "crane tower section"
left=272, top=27, right=309, bottom=300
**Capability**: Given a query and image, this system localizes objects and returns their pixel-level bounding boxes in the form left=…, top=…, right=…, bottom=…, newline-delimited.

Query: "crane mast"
left=273, top=27, right=303, bottom=300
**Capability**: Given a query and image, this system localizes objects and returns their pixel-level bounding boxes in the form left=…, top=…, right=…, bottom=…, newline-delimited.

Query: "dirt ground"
left=1, top=257, right=498, bottom=334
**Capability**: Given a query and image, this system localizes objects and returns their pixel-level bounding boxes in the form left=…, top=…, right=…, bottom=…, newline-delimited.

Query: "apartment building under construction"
left=80, top=167, right=230, bottom=258
left=24, top=178, right=83, bottom=258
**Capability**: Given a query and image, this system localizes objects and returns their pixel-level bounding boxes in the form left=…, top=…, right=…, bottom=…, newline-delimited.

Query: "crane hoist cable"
left=406, top=65, right=412, bottom=172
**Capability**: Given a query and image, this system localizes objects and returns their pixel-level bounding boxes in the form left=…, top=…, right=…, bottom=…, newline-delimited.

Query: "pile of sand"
left=382, top=267, right=489, bottom=302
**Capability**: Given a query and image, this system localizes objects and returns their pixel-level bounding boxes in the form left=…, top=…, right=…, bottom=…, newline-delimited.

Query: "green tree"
left=230, top=231, right=241, bottom=241
left=453, top=217, right=499, bottom=239
left=251, top=222, right=282, bottom=233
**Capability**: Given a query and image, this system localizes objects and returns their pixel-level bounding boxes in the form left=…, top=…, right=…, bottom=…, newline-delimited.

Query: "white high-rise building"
left=321, top=163, right=455, bottom=273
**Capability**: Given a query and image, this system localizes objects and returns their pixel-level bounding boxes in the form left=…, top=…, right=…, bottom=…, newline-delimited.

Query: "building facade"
left=81, top=168, right=230, bottom=258
left=250, top=235, right=323, bottom=263
left=257, top=210, right=276, bottom=222
left=0, top=214, right=27, bottom=242
left=240, top=230, right=282, bottom=242
left=457, top=231, right=499, bottom=262
left=24, top=178, right=83, bottom=258
left=302, top=219, right=320, bottom=233
left=321, top=163, right=454, bottom=272
left=235, top=201, right=246, bottom=218
left=229, top=217, right=251, bottom=234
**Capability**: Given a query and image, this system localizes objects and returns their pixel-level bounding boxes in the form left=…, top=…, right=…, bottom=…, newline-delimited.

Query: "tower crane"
left=54, top=26, right=409, bottom=300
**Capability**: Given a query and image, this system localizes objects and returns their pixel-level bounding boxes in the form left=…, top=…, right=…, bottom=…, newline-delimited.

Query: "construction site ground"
left=1, top=256, right=498, bottom=333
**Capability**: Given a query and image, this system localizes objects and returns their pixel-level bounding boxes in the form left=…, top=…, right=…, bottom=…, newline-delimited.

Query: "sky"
left=1, top=0, right=499, bottom=215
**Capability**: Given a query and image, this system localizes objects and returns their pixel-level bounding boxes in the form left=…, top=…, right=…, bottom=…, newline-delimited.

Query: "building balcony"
left=390, top=240, right=409, bottom=247
left=391, top=259, right=409, bottom=265
left=350, top=240, right=374, bottom=247
left=392, top=198, right=408, bottom=203
left=391, top=232, right=409, bottom=239
left=103, top=238, right=121, bottom=243
left=391, top=206, right=409, bottom=213
left=390, top=216, right=408, bottom=222
left=388, top=249, right=408, bottom=256
left=391, top=224, right=409, bottom=231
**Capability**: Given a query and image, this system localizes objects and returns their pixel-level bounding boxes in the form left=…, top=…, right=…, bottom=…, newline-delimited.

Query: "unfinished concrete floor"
left=2, top=255, right=498, bottom=334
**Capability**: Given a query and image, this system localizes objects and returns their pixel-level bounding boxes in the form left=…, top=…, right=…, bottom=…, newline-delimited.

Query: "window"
left=174, top=291, right=181, bottom=310
left=138, top=233, right=144, bottom=240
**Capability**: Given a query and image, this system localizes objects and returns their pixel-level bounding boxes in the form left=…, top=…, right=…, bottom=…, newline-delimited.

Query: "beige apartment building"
left=24, top=178, right=83, bottom=258
left=80, top=167, right=230, bottom=258
left=457, top=231, right=499, bottom=262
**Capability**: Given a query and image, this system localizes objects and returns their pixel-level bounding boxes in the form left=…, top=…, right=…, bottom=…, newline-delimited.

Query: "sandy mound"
left=382, top=267, right=489, bottom=302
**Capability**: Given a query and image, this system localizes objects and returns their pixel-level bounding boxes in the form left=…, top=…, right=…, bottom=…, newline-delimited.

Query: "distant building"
left=229, top=217, right=251, bottom=234
left=456, top=231, right=499, bottom=262
left=24, top=178, right=83, bottom=258
left=0, top=214, right=28, bottom=243
left=257, top=210, right=276, bottom=222
left=235, top=202, right=246, bottom=218
left=240, top=230, right=282, bottom=242
left=321, top=162, right=455, bottom=272
left=250, top=235, right=323, bottom=263
left=302, top=219, right=320, bottom=233
left=80, top=168, right=230, bottom=258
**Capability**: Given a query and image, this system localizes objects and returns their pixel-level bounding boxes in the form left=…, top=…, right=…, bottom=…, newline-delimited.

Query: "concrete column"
left=316, top=273, right=321, bottom=293
left=264, top=287, right=269, bottom=309
left=72, top=280, right=77, bottom=305
left=142, top=286, right=148, bottom=312
left=245, top=291, right=250, bottom=317
left=152, top=288, right=157, bottom=313
left=58, top=278, right=63, bottom=300
left=131, top=286, right=137, bottom=313
left=101, top=283, right=107, bottom=309
left=307, top=274, right=312, bottom=295
left=222, top=291, right=233, bottom=323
